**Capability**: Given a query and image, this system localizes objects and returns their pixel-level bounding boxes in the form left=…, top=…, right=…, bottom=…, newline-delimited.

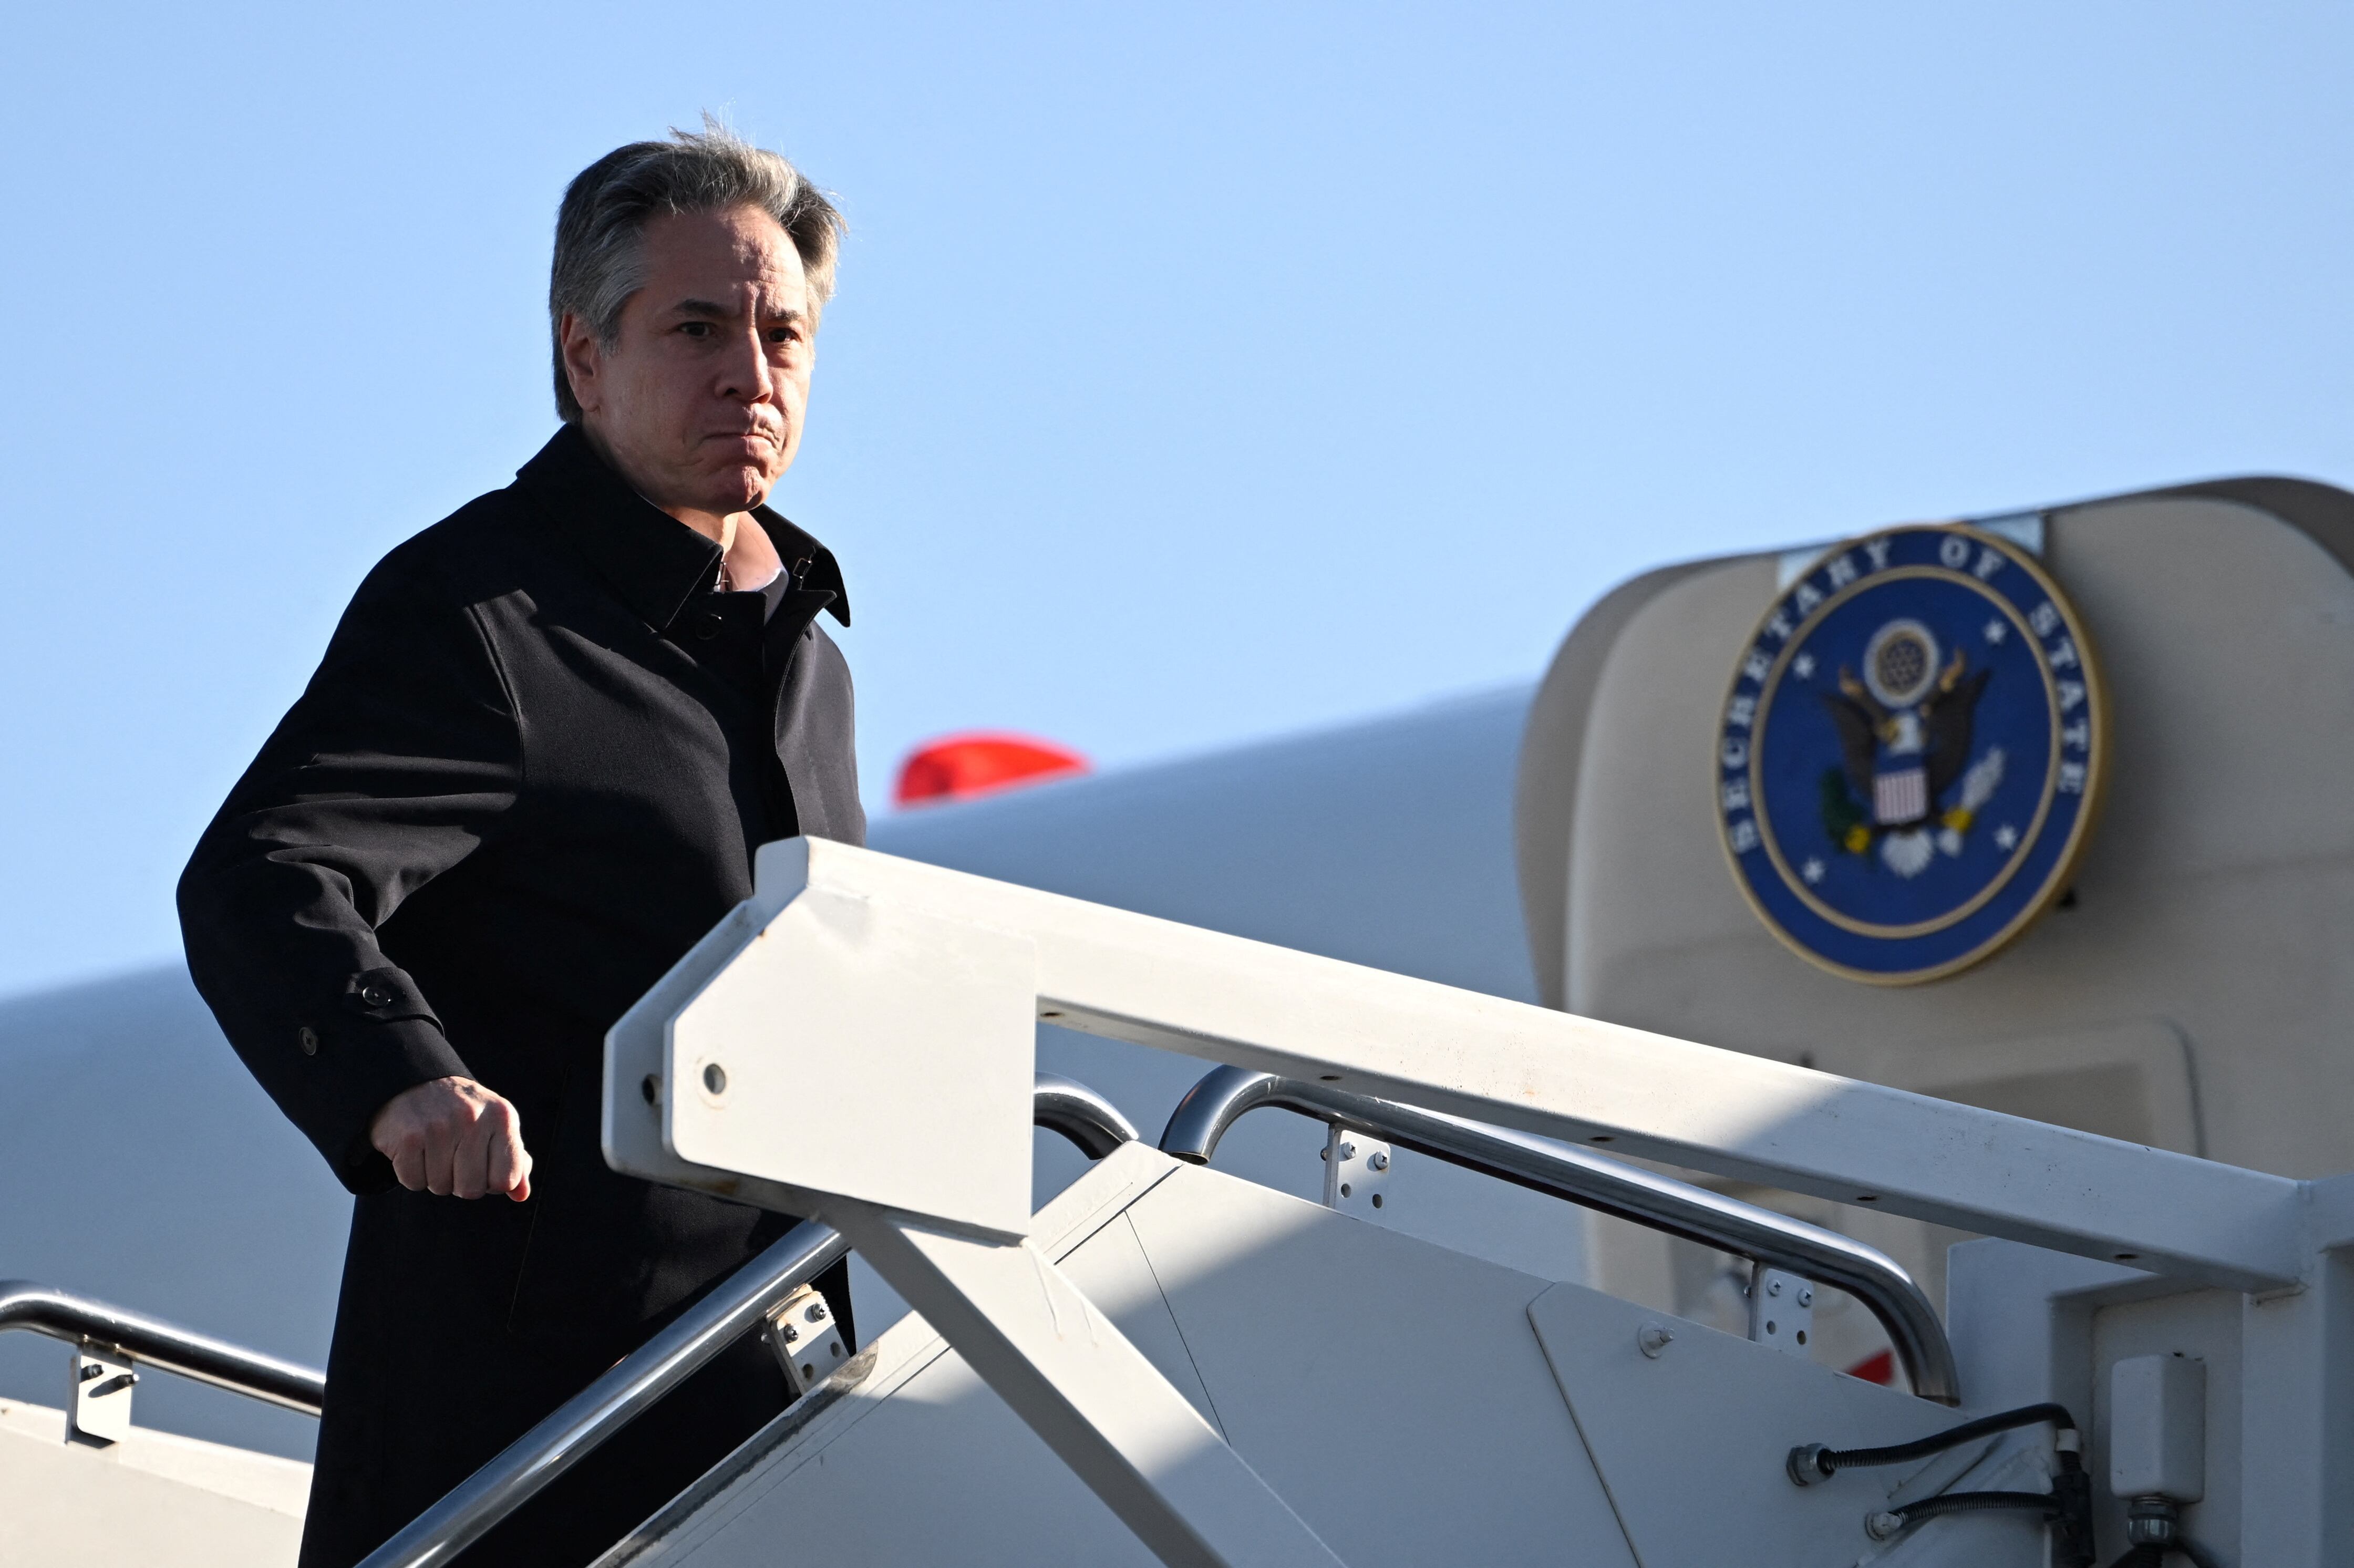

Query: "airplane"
left=3, top=472, right=2346, bottom=1565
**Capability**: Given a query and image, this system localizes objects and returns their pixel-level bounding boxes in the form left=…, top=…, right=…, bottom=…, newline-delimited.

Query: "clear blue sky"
left=3, top=2, right=2350, bottom=996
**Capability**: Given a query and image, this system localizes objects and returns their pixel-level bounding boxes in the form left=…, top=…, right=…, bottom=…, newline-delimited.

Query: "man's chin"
left=693, top=464, right=779, bottom=514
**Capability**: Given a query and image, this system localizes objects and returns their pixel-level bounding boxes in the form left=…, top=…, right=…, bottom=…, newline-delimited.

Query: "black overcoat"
left=179, top=425, right=865, bottom=1567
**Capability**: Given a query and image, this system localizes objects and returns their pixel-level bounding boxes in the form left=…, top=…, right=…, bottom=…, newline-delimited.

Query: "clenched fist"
left=369, top=1077, right=534, bottom=1202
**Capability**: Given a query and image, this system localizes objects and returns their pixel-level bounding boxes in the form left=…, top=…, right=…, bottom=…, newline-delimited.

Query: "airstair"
left=7, top=838, right=2329, bottom=1567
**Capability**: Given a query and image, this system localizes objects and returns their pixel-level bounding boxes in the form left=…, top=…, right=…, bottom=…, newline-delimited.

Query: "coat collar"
left=514, top=424, right=851, bottom=632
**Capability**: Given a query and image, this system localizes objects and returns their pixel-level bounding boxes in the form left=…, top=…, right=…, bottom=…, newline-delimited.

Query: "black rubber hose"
left=2049, top=1450, right=2097, bottom=1568
left=1792, top=1400, right=2076, bottom=1482
left=1893, top=1490, right=2060, bottom=1525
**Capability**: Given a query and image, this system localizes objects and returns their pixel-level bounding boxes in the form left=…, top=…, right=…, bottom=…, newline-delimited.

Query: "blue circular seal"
left=1715, top=524, right=2108, bottom=983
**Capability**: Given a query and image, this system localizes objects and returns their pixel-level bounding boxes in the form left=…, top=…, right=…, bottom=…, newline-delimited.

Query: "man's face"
left=562, top=203, right=814, bottom=522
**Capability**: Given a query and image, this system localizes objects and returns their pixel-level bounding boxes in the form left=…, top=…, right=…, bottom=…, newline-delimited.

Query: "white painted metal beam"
left=824, top=1198, right=1347, bottom=1568
left=688, top=841, right=2304, bottom=1290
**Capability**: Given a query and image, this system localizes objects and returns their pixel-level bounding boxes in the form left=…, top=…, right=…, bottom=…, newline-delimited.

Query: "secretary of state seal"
left=178, top=123, right=863, bottom=1567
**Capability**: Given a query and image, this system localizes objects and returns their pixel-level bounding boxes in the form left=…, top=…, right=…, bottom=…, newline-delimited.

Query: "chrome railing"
left=0, top=1279, right=326, bottom=1415
left=360, top=1218, right=849, bottom=1568
left=1159, top=1066, right=1961, bottom=1405
left=359, top=1070, right=1139, bottom=1568
left=1031, top=1070, right=1141, bottom=1158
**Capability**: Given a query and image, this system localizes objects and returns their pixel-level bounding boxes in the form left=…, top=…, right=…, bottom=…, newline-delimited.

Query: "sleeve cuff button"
left=298, top=1026, right=321, bottom=1056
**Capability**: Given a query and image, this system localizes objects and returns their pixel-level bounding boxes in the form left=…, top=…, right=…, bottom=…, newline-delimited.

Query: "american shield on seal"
left=1715, top=523, right=2108, bottom=984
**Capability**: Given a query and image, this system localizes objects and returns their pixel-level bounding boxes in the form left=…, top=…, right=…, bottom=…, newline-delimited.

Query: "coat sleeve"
left=178, top=552, right=522, bottom=1194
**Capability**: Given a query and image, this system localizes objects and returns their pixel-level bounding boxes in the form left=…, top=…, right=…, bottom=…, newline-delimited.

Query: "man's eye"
left=679, top=322, right=711, bottom=338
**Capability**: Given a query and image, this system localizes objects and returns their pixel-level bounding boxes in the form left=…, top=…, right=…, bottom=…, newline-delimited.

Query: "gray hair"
left=549, top=121, right=844, bottom=422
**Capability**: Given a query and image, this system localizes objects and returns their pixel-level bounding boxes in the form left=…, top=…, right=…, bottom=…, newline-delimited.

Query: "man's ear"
left=559, top=311, right=604, bottom=418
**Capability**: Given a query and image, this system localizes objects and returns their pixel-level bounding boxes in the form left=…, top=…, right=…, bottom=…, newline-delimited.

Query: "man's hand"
left=369, top=1077, right=534, bottom=1202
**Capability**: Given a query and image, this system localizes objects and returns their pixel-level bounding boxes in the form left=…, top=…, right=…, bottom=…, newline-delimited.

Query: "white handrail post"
left=604, top=840, right=1346, bottom=1567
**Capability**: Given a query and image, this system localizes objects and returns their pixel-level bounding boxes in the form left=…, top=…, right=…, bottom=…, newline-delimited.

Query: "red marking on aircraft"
left=894, top=733, right=1089, bottom=808
left=1845, top=1349, right=1894, bottom=1385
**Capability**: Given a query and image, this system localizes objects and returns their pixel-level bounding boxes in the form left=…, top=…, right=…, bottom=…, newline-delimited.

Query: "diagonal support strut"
left=825, top=1198, right=1347, bottom=1568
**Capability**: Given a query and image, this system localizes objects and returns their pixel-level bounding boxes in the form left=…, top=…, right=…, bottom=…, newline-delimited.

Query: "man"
left=179, top=126, right=860, bottom=1567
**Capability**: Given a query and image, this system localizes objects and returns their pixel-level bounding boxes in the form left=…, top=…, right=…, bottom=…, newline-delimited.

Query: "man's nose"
left=716, top=324, right=775, bottom=404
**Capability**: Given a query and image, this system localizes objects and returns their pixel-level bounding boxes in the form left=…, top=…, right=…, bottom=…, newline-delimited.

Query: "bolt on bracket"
left=761, top=1284, right=849, bottom=1397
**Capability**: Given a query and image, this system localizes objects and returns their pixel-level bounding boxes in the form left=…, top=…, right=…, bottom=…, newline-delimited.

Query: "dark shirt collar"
left=514, top=423, right=850, bottom=632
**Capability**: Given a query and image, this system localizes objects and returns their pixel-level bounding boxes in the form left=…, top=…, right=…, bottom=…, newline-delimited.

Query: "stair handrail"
left=357, top=1070, right=1138, bottom=1568
left=1030, top=1070, right=1141, bottom=1158
left=0, top=1279, right=326, bottom=1415
left=1159, top=1065, right=1961, bottom=1405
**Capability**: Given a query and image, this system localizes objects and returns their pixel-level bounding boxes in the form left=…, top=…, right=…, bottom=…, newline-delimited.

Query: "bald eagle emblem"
left=1818, top=618, right=2002, bottom=878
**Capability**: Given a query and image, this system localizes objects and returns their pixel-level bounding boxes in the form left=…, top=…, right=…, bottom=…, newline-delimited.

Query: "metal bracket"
left=1321, top=1127, right=1392, bottom=1220
left=761, top=1284, right=849, bottom=1397
left=1747, top=1265, right=1813, bottom=1359
left=68, top=1340, right=137, bottom=1446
